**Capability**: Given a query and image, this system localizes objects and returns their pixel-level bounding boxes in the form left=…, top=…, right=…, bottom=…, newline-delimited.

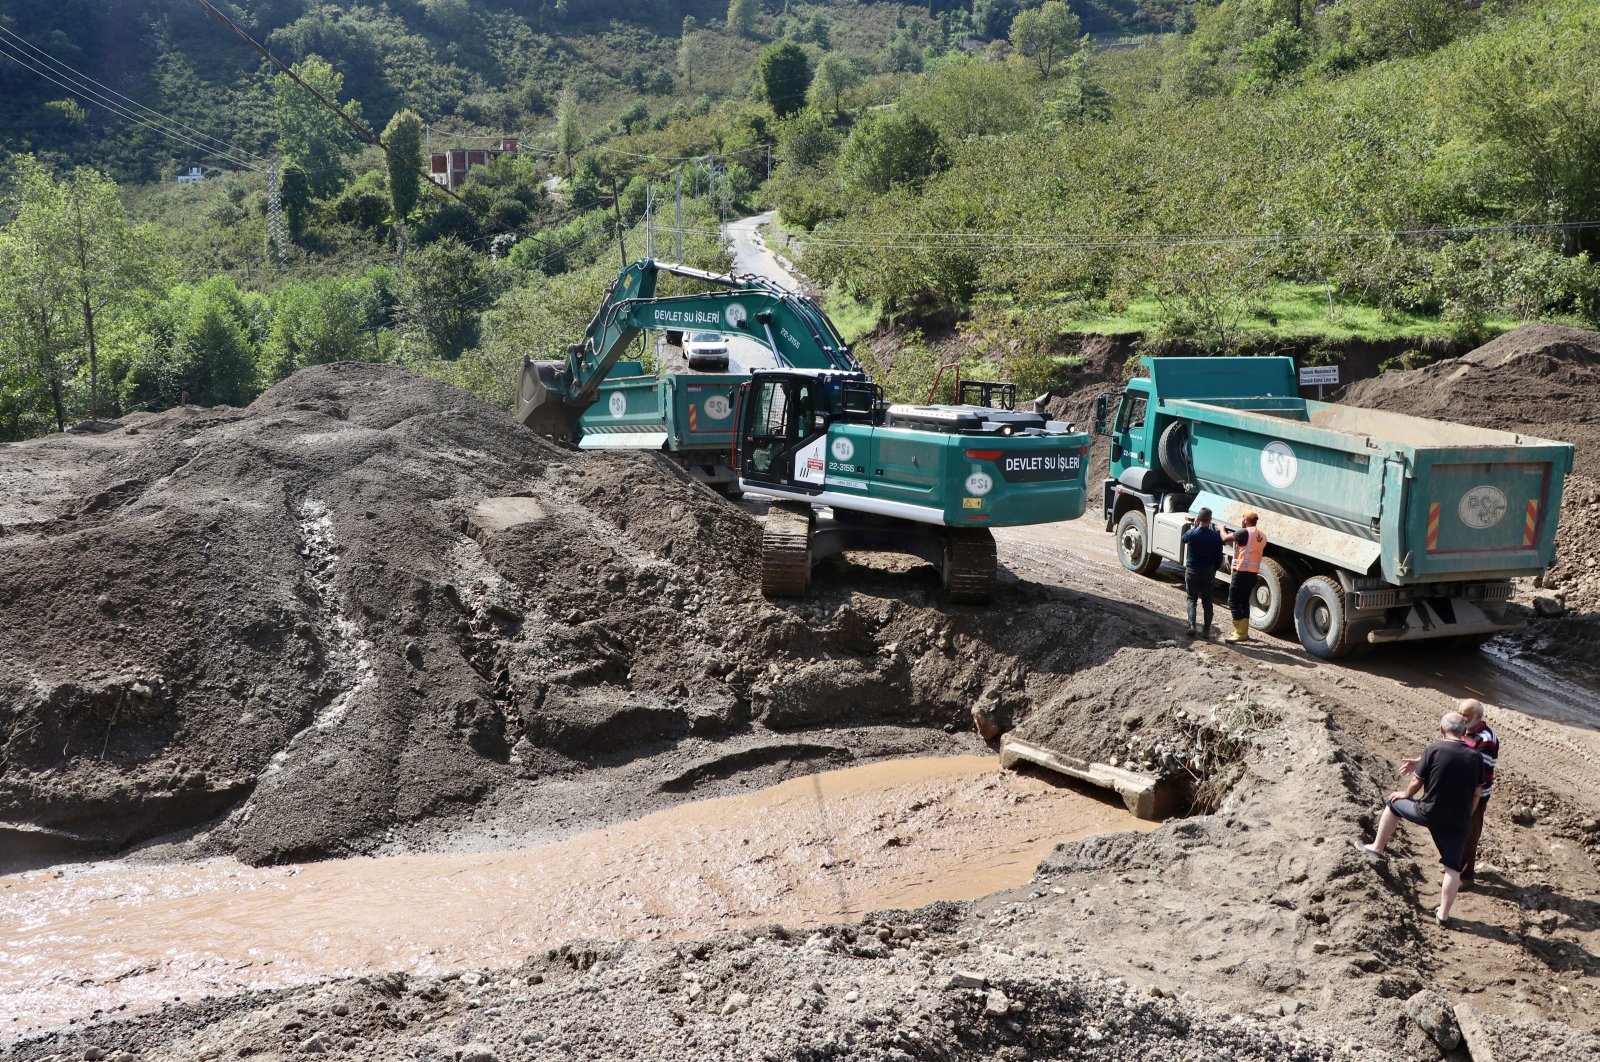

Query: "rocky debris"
left=1404, top=989, right=1461, bottom=1051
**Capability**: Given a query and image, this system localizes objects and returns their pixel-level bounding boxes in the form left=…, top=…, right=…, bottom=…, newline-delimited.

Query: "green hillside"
left=1, top=0, right=1596, bottom=439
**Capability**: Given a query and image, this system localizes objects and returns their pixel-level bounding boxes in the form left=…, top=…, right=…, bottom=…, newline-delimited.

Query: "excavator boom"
left=518, top=259, right=858, bottom=439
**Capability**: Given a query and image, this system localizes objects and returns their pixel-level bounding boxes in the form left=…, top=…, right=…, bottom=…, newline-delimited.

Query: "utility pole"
left=611, top=177, right=627, bottom=268
left=645, top=180, right=655, bottom=261
left=674, top=169, right=684, bottom=262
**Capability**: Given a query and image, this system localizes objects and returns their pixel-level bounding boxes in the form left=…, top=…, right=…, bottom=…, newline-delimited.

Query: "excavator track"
left=943, top=529, right=997, bottom=604
left=761, top=502, right=813, bottom=598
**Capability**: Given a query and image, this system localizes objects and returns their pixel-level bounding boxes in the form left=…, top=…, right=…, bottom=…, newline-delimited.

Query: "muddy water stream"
left=1, top=755, right=1153, bottom=1034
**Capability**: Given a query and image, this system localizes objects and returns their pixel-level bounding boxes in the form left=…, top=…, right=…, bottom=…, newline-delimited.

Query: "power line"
left=0, top=37, right=266, bottom=173
left=0, top=24, right=270, bottom=164
left=189, top=0, right=472, bottom=210
left=787, top=220, right=1600, bottom=251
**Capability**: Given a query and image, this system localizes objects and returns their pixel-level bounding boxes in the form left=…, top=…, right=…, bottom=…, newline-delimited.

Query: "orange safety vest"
left=1233, top=526, right=1267, bottom=573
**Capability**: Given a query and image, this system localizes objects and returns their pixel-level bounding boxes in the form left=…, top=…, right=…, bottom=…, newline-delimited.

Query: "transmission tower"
left=266, top=161, right=288, bottom=263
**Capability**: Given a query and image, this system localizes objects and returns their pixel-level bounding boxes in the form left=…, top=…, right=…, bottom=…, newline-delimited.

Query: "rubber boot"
left=1226, top=618, right=1250, bottom=643
left=1185, top=599, right=1197, bottom=637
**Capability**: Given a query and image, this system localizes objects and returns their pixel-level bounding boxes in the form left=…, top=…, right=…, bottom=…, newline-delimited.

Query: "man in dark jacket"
left=1355, top=711, right=1485, bottom=926
left=1180, top=507, right=1224, bottom=639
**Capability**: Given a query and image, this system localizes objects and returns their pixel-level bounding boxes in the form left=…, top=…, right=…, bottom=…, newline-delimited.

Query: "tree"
left=1239, top=20, right=1312, bottom=88
left=837, top=109, right=947, bottom=196
left=1010, top=1, right=1082, bottom=78
left=904, top=55, right=1036, bottom=141
left=808, top=53, right=861, bottom=116
left=398, top=238, right=494, bottom=360
left=728, top=0, right=757, bottom=39
left=556, top=86, right=583, bottom=177
left=384, top=109, right=425, bottom=220
left=273, top=55, right=364, bottom=197
left=1442, top=4, right=1600, bottom=256
left=4, top=158, right=168, bottom=423
left=756, top=41, right=811, bottom=118
left=0, top=223, right=75, bottom=432
left=263, top=275, right=386, bottom=383
left=778, top=110, right=840, bottom=169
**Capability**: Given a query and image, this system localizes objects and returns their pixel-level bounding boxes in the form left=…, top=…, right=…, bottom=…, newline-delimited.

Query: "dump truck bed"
left=576, top=364, right=743, bottom=454
left=1167, top=395, right=1572, bottom=585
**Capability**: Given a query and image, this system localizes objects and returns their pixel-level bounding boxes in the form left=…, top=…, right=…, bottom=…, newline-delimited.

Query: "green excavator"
left=518, top=259, right=1091, bottom=602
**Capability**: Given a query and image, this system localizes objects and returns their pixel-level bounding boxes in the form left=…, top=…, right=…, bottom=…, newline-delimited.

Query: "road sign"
left=1298, top=365, right=1340, bottom=386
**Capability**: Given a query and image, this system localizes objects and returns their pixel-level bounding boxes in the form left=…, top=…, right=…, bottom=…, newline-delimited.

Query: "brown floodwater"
left=0, top=755, right=1155, bottom=1035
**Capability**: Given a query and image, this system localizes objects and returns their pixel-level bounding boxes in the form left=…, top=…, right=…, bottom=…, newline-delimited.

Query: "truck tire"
left=1295, top=575, right=1353, bottom=659
left=1250, top=557, right=1299, bottom=636
left=1115, top=510, right=1163, bottom=576
left=1157, top=422, right=1193, bottom=484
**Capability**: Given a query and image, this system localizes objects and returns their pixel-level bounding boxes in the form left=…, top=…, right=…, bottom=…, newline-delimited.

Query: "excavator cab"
left=739, top=373, right=826, bottom=493
left=737, top=370, right=878, bottom=493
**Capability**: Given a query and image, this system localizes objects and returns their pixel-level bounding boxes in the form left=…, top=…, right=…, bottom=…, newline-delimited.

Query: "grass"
left=818, top=286, right=880, bottom=345
left=1054, top=282, right=1523, bottom=342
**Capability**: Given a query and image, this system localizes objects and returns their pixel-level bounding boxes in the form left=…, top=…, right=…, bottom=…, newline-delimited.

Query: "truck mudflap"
left=1361, top=599, right=1526, bottom=644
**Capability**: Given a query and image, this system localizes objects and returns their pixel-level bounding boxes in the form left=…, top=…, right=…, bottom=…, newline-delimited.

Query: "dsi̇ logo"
left=1459, top=485, right=1507, bottom=529
left=830, top=437, right=855, bottom=462
left=1259, top=441, right=1298, bottom=489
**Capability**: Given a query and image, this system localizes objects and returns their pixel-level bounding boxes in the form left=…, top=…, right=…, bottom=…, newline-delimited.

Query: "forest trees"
left=0, top=158, right=168, bottom=426
left=273, top=56, right=364, bottom=196
left=384, top=109, right=426, bottom=220
left=727, top=0, right=757, bottom=39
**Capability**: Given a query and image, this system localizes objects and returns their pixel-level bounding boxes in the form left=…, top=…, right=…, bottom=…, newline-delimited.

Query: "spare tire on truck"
left=1157, top=421, right=1193, bottom=484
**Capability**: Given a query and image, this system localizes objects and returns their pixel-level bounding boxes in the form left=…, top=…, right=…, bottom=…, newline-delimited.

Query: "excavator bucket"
left=518, top=358, right=581, bottom=442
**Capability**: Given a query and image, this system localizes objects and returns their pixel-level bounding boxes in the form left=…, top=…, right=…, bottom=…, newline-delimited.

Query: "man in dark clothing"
left=1180, top=507, right=1224, bottom=638
left=1355, top=711, right=1485, bottom=925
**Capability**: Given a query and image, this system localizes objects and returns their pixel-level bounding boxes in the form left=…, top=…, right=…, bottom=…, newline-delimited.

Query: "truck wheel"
left=1250, top=557, right=1299, bottom=636
left=1115, top=510, right=1163, bottom=576
left=1295, top=575, right=1352, bottom=659
left=1157, top=422, right=1193, bottom=484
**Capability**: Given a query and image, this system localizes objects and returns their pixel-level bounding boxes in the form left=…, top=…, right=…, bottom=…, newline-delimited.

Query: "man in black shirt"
left=1180, top=507, right=1224, bottom=639
left=1354, top=711, right=1484, bottom=925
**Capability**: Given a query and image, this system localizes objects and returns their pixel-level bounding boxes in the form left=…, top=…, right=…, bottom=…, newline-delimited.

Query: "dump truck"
left=520, top=259, right=1092, bottom=601
left=1095, top=356, right=1574, bottom=658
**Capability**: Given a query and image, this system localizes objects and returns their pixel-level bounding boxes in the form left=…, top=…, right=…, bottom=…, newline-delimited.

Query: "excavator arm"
left=519, top=259, right=859, bottom=439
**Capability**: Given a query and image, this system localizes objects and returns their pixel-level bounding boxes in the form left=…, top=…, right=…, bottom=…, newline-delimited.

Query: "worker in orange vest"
left=1226, top=511, right=1267, bottom=643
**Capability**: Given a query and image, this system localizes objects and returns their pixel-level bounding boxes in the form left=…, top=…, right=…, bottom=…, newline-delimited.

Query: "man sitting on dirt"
left=1355, top=711, right=1485, bottom=926
left=1180, top=507, right=1224, bottom=639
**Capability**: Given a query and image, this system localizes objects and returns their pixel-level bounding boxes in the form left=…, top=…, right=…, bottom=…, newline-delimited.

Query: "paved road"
left=659, top=212, right=805, bottom=375
left=726, top=211, right=806, bottom=292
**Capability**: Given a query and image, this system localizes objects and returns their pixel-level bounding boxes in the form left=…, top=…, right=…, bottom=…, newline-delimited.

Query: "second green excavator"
left=519, top=259, right=1090, bottom=602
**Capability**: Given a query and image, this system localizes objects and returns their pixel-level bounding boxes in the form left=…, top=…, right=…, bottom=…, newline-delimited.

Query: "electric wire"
left=0, top=24, right=271, bottom=164
left=0, top=37, right=267, bottom=173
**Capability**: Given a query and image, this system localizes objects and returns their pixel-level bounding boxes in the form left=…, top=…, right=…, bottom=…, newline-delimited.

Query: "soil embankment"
left=0, top=363, right=1152, bottom=869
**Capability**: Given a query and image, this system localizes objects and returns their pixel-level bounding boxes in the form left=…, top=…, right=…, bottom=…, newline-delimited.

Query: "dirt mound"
left=1339, top=324, right=1600, bottom=662
left=0, top=363, right=1151, bottom=867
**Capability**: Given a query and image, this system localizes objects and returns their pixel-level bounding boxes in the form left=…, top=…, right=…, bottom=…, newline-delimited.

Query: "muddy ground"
left=4, top=359, right=1599, bottom=1061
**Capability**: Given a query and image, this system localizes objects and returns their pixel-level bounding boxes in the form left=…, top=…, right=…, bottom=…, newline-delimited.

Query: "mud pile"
left=0, top=363, right=1143, bottom=868
left=12, top=638, right=1597, bottom=1061
left=1341, top=324, right=1600, bottom=661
